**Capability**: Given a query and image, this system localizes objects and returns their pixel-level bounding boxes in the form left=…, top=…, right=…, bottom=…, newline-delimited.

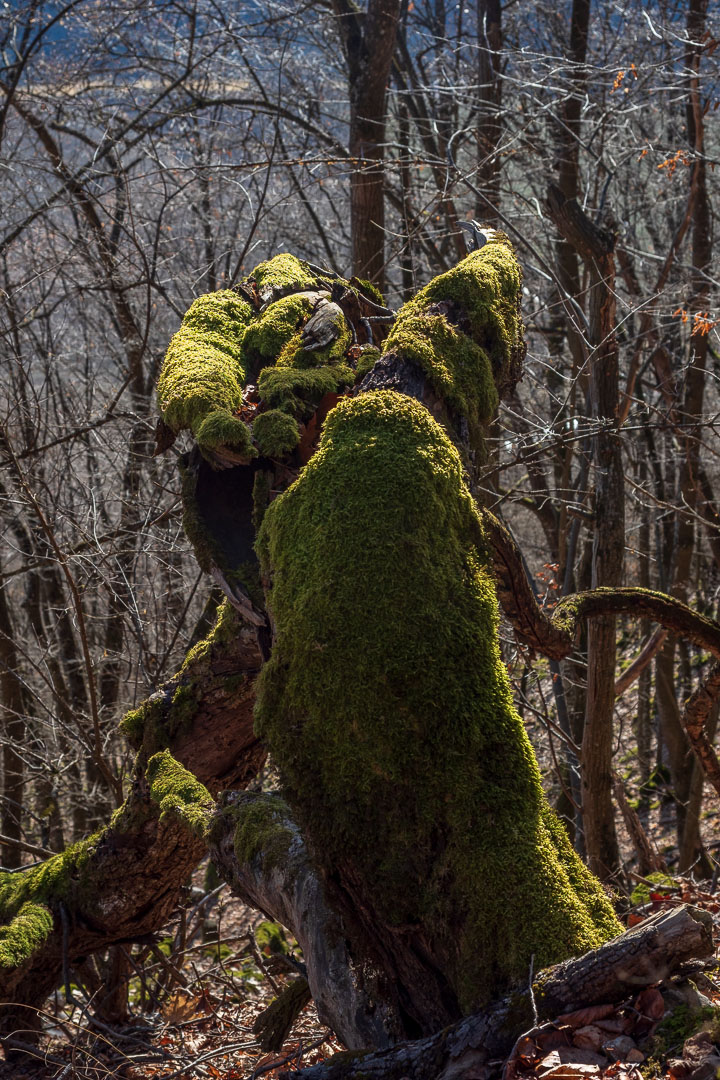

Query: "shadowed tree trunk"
left=7, top=245, right=720, bottom=1068
left=546, top=186, right=623, bottom=880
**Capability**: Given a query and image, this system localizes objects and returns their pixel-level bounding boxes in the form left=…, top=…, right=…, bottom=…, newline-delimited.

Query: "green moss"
left=230, top=794, right=296, bottom=876
left=255, top=920, right=289, bottom=956
left=158, top=291, right=252, bottom=436
left=255, top=389, right=620, bottom=1014
left=381, top=241, right=523, bottom=452
left=252, top=409, right=301, bottom=458
left=146, top=750, right=213, bottom=839
left=649, top=1003, right=719, bottom=1059
left=169, top=682, right=201, bottom=736
left=118, top=695, right=165, bottom=747
left=251, top=253, right=318, bottom=297
left=0, top=829, right=104, bottom=969
left=0, top=752, right=210, bottom=974
left=351, top=277, right=385, bottom=306
left=181, top=599, right=238, bottom=672
left=118, top=681, right=199, bottom=755
left=629, top=871, right=676, bottom=906
left=354, top=346, right=381, bottom=382
left=0, top=901, right=53, bottom=968
left=119, top=701, right=150, bottom=743
left=258, top=365, right=355, bottom=419
left=195, top=410, right=256, bottom=459
left=243, top=294, right=315, bottom=368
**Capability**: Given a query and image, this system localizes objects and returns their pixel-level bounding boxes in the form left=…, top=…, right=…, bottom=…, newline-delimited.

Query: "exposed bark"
left=0, top=553, right=27, bottom=868
left=280, top=906, right=713, bottom=1079
left=0, top=612, right=266, bottom=1049
left=546, top=183, right=623, bottom=879
left=209, top=791, right=403, bottom=1050
left=476, top=0, right=502, bottom=223
left=612, top=772, right=665, bottom=876
left=484, top=517, right=720, bottom=807
left=615, top=627, right=667, bottom=699
left=331, top=0, right=402, bottom=288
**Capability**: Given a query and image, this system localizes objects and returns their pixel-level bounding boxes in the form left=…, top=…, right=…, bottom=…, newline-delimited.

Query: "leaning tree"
left=2, top=232, right=720, bottom=1076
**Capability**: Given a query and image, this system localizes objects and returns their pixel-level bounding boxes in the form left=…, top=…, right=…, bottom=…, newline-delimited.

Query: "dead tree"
left=4, top=242, right=720, bottom=1072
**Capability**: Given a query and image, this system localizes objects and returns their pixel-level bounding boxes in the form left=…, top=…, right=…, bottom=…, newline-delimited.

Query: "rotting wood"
left=279, top=906, right=712, bottom=1080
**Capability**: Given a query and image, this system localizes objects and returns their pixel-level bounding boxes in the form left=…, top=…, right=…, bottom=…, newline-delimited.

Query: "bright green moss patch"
left=146, top=750, right=213, bottom=839
left=158, top=291, right=252, bottom=436
left=351, top=276, right=385, bottom=306
left=118, top=694, right=165, bottom=749
left=258, top=365, right=355, bottom=419
left=243, top=294, right=314, bottom=368
left=181, top=599, right=239, bottom=673
left=256, top=389, right=620, bottom=1014
left=388, top=311, right=498, bottom=422
left=382, top=241, right=523, bottom=450
left=0, top=901, right=53, bottom=969
left=195, top=410, right=256, bottom=459
left=251, top=253, right=318, bottom=297
left=0, top=830, right=104, bottom=968
left=253, top=409, right=301, bottom=458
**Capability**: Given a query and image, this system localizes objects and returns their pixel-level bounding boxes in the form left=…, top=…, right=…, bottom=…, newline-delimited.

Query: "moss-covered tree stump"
left=156, top=239, right=621, bottom=1037
left=8, top=240, right=720, bottom=1059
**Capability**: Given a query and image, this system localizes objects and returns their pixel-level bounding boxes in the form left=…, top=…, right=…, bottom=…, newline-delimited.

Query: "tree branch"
left=282, top=906, right=713, bottom=1079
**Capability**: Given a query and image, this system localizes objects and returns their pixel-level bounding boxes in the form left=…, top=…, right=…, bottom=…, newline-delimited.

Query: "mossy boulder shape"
left=256, top=390, right=621, bottom=1017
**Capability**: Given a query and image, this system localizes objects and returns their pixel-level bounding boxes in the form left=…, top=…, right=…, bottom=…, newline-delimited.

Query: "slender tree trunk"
left=333, top=0, right=402, bottom=290
left=546, top=187, right=623, bottom=879
left=0, top=556, right=26, bottom=868
left=475, top=0, right=502, bottom=223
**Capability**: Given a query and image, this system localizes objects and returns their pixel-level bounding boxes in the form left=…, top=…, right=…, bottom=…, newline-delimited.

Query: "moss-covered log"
left=0, top=604, right=265, bottom=1048
left=282, top=906, right=713, bottom=1080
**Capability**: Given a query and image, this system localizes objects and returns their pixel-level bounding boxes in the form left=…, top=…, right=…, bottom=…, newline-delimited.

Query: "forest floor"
left=2, top=867, right=720, bottom=1080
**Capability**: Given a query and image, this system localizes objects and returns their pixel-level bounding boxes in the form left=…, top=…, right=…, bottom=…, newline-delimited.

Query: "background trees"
left=0, top=0, right=719, bottom=1027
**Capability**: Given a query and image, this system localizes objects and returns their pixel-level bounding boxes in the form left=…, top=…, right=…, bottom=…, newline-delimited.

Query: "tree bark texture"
left=546, top=184, right=623, bottom=879
left=476, top=0, right=502, bottom=223
left=209, top=791, right=403, bottom=1050
left=332, top=0, right=402, bottom=289
left=0, top=611, right=266, bottom=1048
left=280, top=906, right=713, bottom=1079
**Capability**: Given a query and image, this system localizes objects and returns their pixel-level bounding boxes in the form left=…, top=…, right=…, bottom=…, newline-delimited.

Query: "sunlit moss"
left=158, top=291, right=252, bottom=437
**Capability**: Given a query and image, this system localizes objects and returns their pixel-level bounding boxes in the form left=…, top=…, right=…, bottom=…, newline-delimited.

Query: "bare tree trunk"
left=475, top=0, right=502, bottom=223
left=0, top=553, right=26, bottom=868
left=546, top=187, right=623, bottom=879
left=332, top=0, right=402, bottom=289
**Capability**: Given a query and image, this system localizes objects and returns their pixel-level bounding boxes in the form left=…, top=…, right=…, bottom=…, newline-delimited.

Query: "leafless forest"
left=1, top=0, right=720, bottom=1074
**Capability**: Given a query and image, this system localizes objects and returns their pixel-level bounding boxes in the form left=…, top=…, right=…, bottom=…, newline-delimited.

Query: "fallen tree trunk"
left=0, top=607, right=266, bottom=1049
left=282, top=906, right=713, bottom=1080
